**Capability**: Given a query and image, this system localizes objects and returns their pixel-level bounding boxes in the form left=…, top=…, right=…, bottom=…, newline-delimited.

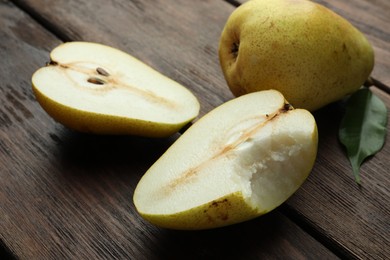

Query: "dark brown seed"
left=96, top=67, right=110, bottom=76
left=88, top=77, right=105, bottom=85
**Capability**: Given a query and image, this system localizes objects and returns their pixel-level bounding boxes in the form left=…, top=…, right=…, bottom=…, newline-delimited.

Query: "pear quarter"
left=133, top=90, right=318, bottom=229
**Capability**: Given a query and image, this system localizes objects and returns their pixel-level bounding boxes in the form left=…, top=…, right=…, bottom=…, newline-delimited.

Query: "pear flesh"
left=133, top=90, right=318, bottom=229
left=219, top=0, right=374, bottom=111
left=32, top=42, right=200, bottom=137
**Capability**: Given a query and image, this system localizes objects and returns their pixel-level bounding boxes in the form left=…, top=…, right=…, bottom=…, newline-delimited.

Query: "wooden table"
left=1, top=0, right=389, bottom=259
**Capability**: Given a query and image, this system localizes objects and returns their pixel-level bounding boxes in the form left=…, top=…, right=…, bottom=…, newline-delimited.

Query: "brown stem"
left=363, top=76, right=374, bottom=87
left=364, top=76, right=390, bottom=94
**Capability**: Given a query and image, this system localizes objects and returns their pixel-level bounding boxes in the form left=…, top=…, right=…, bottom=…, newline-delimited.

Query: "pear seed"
left=88, top=77, right=105, bottom=85
left=96, top=67, right=110, bottom=76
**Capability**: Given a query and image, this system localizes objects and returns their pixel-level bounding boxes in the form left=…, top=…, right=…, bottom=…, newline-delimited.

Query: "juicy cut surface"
left=134, top=90, right=317, bottom=215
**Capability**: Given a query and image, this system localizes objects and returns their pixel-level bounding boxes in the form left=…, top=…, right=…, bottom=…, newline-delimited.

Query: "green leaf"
left=339, top=88, right=388, bottom=184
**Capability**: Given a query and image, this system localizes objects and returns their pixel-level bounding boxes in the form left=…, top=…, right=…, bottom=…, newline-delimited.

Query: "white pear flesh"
left=133, top=90, right=318, bottom=229
left=32, top=42, right=200, bottom=137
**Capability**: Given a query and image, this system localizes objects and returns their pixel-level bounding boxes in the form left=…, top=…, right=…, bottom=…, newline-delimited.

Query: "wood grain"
left=285, top=87, right=390, bottom=259
left=0, top=1, right=339, bottom=259
left=1, top=0, right=389, bottom=258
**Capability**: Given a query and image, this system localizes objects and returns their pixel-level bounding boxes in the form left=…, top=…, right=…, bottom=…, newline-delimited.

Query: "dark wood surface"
left=1, top=0, right=389, bottom=259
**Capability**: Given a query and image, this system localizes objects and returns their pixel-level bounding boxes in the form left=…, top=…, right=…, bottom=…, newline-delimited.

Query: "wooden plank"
left=233, top=0, right=390, bottom=89
left=285, top=87, right=390, bottom=259
left=4, top=0, right=390, bottom=258
left=0, top=1, right=339, bottom=259
left=3, top=0, right=390, bottom=258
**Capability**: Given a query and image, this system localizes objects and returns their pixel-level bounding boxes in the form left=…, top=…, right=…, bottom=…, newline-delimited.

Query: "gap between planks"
left=10, top=0, right=72, bottom=42
left=5, top=0, right=389, bottom=259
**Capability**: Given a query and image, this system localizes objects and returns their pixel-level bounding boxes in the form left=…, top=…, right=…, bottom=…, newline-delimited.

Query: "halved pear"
left=133, top=90, right=318, bottom=229
left=32, top=42, right=200, bottom=137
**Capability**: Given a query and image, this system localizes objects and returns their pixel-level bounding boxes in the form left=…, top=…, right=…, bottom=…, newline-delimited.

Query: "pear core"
left=133, top=90, right=318, bottom=229
left=32, top=42, right=200, bottom=136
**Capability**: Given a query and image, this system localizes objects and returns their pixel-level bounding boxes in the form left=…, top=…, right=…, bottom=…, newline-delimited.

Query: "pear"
left=133, top=90, right=318, bottom=229
left=32, top=42, right=200, bottom=137
left=219, top=0, right=374, bottom=111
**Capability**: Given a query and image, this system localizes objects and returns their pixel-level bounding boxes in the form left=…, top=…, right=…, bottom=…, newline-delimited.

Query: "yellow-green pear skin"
left=219, top=0, right=374, bottom=111
left=139, top=192, right=263, bottom=230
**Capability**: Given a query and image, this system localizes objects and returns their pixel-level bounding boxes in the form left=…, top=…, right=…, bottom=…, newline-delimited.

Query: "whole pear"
left=219, top=0, right=374, bottom=111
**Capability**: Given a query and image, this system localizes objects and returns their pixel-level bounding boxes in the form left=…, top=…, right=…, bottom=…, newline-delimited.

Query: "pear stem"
left=363, top=76, right=374, bottom=87
left=364, top=76, right=390, bottom=94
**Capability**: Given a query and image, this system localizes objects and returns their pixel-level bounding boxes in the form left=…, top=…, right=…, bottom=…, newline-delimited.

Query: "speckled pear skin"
left=219, top=0, right=374, bottom=111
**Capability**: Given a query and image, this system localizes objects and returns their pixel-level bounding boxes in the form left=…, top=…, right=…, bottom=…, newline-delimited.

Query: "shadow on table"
left=139, top=211, right=319, bottom=260
left=49, top=128, right=178, bottom=174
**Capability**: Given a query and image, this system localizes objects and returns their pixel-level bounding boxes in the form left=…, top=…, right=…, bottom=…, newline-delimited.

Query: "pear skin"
left=219, top=0, right=374, bottom=111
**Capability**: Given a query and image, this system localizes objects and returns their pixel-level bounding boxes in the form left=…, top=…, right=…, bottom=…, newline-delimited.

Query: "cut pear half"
left=133, top=90, right=318, bottom=229
left=32, top=42, right=200, bottom=137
